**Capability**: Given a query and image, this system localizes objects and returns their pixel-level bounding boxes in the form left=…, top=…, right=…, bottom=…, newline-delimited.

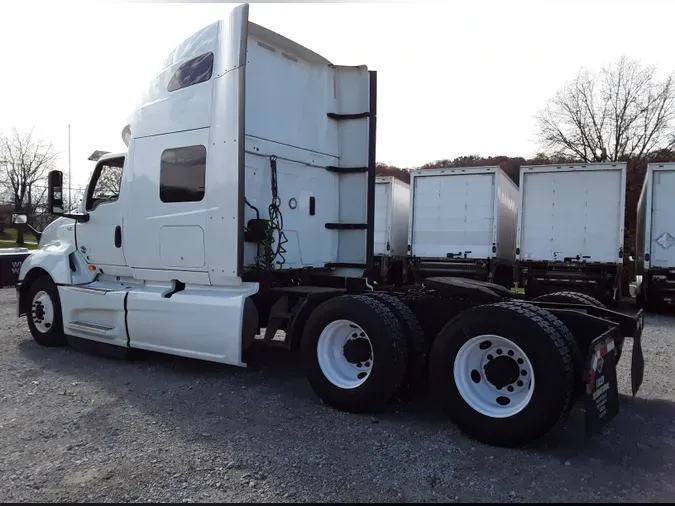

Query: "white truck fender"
left=17, top=244, right=96, bottom=316
left=19, top=216, right=96, bottom=286
left=19, top=243, right=76, bottom=286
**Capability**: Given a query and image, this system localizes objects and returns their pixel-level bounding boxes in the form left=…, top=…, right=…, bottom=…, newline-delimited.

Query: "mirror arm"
left=63, top=212, right=90, bottom=223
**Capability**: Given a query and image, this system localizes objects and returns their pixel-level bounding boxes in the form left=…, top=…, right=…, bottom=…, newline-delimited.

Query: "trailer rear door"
left=650, top=168, right=675, bottom=268
left=411, top=173, right=495, bottom=259
left=520, top=168, right=623, bottom=263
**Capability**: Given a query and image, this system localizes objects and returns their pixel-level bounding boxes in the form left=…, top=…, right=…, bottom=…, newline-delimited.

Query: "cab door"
left=75, top=156, right=128, bottom=269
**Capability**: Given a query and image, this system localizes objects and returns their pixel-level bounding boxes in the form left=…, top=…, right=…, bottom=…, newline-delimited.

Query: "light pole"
left=68, top=124, right=72, bottom=211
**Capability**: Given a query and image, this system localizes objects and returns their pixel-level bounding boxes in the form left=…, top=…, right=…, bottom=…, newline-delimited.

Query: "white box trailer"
left=632, top=162, right=675, bottom=308
left=407, top=166, right=519, bottom=287
left=372, top=176, right=410, bottom=283
left=515, top=162, right=627, bottom=306
left=374, top=176, right=410, bottom=257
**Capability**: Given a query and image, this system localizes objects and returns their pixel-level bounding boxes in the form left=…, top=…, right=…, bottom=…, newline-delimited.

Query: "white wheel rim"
left=453, top=334, right=535, bottom=418
left=31, top=290, right=55, bottom=334
left=317, top=319, right=374, bottom=389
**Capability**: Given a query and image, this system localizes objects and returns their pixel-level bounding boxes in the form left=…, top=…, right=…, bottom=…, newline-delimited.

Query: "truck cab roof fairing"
left=122, top=5, right=332, bottom=143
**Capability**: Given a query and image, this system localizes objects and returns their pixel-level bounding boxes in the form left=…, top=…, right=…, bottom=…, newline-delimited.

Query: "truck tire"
left=508, top=301, right=583, bottom=407
left=26, top=275, right=67, bottom=347
left=301, top=294, right=408, bottom=413
left=429, top=301, right=574, bottom=447
left=531, top=291, right=623, bottom=364
left=532, top=291, right=607, bottom=309
left=363, top=292, right=428, bottom=387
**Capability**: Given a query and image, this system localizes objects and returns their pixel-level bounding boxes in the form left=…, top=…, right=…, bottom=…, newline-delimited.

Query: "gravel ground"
left=0, top=287, right=674, bottom=503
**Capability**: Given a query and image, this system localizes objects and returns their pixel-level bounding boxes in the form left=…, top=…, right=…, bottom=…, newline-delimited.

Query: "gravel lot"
left=0, top=287, right=674, bottom=503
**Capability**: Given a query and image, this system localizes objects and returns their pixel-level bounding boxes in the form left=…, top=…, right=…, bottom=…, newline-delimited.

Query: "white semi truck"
left=15, top=4, right=645, bottom=448
left=406, top=166, right=519, bottom=287
left=631, top=162, right=675, bottom=310
left=515, top=162, right=628, bottom=307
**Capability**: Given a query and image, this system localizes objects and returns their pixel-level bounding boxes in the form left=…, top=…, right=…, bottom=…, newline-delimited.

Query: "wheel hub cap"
left=31, top=291, right=54, bottom=334
left=317, top=320, right=374, bottom=389
left=484, top=356, right=521, bottom=389
left=454, top=334, right=535, bottom=418
left=343, top=338, right=371, bottom=364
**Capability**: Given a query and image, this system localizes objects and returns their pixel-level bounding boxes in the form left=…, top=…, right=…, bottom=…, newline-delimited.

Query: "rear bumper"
left=643, top=269, right=675, bottom=303
left=411, top=257, right=510, bottom=281
left=517, top=260, right=621, bottom=282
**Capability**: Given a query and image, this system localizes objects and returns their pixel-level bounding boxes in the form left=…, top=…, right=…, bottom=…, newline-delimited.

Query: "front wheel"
left=429, top=302, right=575, bottom=448
left=301, top=294, right=408, bottom=413
left=26, top=276, right=67, bottom=347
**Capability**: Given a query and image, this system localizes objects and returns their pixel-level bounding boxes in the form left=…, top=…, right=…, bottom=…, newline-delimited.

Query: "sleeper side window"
left=167, top=52, right=214, bottom=92
left=159, top=145, right=206, bottom=203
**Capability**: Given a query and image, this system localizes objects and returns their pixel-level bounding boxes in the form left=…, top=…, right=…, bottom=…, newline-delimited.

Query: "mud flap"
left=584, top=331, right=620, bottom=436
left=630, top=310, right=645, bottom=397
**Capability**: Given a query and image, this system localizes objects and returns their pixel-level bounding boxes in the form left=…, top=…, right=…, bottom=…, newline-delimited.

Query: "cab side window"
left=87, top=160, right=124, bottom=211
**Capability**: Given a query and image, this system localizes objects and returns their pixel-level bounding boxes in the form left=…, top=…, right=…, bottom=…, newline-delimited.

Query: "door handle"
left=114, top=226, right=122, bottom=248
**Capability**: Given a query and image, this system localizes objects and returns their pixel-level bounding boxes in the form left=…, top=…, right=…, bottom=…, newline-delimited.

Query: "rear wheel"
left=532, top=291, right=607, bottom=309
left=531, top=291, right=623, bottom=364
left=26, top=275, right=66, bottom=347
left=508, top=301, right=582, bottom=405
left=363, top=292, right=428, bottom=387
left=429, top=302, right=574, bottom=447
left=301, top=294, right=408, bottom=413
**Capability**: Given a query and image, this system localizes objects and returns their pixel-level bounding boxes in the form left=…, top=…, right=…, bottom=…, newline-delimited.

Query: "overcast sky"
left=1, top=0, right=673, bottom=191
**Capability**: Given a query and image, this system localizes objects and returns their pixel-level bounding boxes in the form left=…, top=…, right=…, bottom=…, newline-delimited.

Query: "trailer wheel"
left=429, top=302, right=574, bottom=447
left=301, top=294, right=408, bottom=413
left=363, top=292, right=428, bottom=386
left=26, top=275, right=66, bottom=347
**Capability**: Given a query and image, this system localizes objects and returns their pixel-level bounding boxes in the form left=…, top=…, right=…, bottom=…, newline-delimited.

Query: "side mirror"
left=11, top=213, right=27, bottom=225
left=47, top=169, right=89, bottom=222
left=47, top=170, right=65, bottom=215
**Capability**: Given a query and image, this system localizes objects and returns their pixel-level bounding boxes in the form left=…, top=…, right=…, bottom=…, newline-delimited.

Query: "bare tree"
left=0, top=127, right=59, bottom=244
left=535, top=56, right=675, bottom=163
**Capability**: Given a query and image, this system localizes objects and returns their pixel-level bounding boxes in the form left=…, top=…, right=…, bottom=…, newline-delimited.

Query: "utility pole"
left=68, top=124, right=72, bottom=211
